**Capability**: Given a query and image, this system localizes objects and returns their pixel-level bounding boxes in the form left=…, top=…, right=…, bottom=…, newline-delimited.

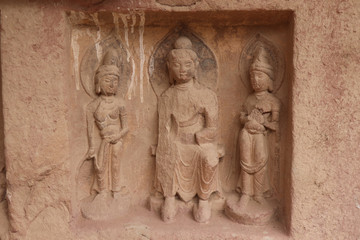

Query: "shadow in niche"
left=0, top=10, right=10, bottom=238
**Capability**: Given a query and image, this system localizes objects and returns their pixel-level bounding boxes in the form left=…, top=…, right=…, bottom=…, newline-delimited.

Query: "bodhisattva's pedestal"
left=81, top=192, right=131, bottom=221
left=225, top=194, right=277, bottom=225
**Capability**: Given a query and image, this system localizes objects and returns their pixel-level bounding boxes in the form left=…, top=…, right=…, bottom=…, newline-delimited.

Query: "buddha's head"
left=167, top=36, right=199, bottom=85
left=249, top=46, right=274, bottom=93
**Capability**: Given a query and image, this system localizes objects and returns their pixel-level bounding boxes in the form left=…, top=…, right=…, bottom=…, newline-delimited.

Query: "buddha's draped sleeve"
left=155, top=90, right=178, bottom=196
left=196, top=89, right=218, bottom=144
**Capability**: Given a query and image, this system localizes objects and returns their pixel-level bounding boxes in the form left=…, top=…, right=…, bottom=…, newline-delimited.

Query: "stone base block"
left=81, top=192, right=131, bottom=221
left=225, top=195, right=277, bottom=225
left=148, top=192, right=226, bottom=214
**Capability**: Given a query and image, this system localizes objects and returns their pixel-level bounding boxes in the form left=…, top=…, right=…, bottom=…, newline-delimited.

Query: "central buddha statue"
left=154, top=36, right=220, bottom=223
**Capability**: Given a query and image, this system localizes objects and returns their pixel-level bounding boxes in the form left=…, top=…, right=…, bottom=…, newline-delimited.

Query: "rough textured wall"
left=0, top=0, right=359, bottom=239
left=0, top=10, right=8, bottom=239
left=1, top=1, right=72, bottom=239
left=290, top=0, right=360, bottom=238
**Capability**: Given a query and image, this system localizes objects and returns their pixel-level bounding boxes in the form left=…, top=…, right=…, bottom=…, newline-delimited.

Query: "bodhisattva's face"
left=168, top=54, right=196, bottom=84
left=99, top=74, right=119, bottom=96
left=250, top=70, right=269, bottom=92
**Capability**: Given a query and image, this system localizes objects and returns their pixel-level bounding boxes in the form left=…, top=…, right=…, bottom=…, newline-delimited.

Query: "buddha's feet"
left=112, top=186, right=129, bottom=199
left=253, top=195, right=266, bottom=205
left=161, top=196, right=177, bottom=222
left=193, top=199, right=211, bottom=223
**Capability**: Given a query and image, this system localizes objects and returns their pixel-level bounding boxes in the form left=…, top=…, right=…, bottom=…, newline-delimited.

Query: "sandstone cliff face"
left=0, top=0, right=359, bottom=239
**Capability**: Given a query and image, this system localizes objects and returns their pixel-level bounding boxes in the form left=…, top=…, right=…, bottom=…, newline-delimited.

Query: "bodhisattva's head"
left=249, top=46, right=274, bottom=93
left=167, top=36, right=199, bottom=85
left=95, top=65, right=120, bottom=96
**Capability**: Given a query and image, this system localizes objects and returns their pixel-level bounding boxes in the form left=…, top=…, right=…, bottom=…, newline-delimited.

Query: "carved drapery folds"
left=149, top=30, right=224, bottom=223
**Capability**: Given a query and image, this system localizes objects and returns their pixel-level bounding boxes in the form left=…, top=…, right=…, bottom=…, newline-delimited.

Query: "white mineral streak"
left=112, top=11, right=145, bottom=101
left=119, top=14, right=131, bottom=63
left=71, top=29, right=80, bottom=90
left=113, top=13, right=120, bottom=36
left=91, top=13, right=102, bottom=62
left=86, top=28, right=96, bottom=42
left=127, top=58, right=137, bottom=100
left=113, top=13, right=131, bottom=63
left=112, top=13, right=136, bottom=99
left=130, top=14, right=137, bottom=34
left=139, top=12, right=145, bottom=103
left=120, top=14, right=130, bottom=48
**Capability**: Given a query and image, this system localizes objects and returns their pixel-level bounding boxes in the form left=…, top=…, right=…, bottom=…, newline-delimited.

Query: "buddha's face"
left=168, top=52, right=196, bottom=84
left=99, top=74, right=119, bottom=96
left=250, top=70, right=269, bottom=92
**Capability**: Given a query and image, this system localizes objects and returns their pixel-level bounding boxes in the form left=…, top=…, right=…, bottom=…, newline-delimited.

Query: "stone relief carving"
left=225, top=35, right=283, bottom=225
left=239, top=34, right=284, bottom=198
left=85, top=49, right=129, bottom=196
left=150, top=34, right=224, bottom=223
left=77, top=36, right=132, bottom=220
left=74, top=28, right=285, bottom=227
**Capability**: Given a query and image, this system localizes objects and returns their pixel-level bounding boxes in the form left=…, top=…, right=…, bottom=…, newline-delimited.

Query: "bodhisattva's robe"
left=155, top=79, right=219, bottom=202
left=87, top=96, right=127, bottom=193
left=237, top=91, right=281, bottom=196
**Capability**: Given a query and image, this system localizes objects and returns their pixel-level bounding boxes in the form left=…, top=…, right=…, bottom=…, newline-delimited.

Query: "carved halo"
left=149, top=27, right=218, bottom=97
left=80, top=35, right=132, bottom=98
left=239, top=34, right=285, bottom=93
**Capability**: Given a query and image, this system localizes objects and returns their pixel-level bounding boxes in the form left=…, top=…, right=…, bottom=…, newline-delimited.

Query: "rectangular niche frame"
left=69, top=9, right=294, bottom=238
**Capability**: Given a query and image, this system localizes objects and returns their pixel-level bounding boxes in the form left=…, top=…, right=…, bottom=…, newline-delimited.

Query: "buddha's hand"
left=195, top=128, right=216, bottom=145
left=195, top=132, right=207, bottom=145
left=86, top=148, right=96, bottom=160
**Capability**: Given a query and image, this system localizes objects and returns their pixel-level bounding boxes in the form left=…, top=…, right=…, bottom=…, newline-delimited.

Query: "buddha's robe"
left=155, top=80, right=219, bottom=201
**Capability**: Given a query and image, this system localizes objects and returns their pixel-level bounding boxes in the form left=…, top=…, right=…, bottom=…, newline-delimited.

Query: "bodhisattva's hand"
left=263, top=119, right=279, bottom=132
left=245, top=119, right=265, bottom=132
left=86, top=148, right=96, bottom=160
left=248, top=109, right=264, bottom=124
left=195, top=128, right=216, bottom=145
left=240, top=112, right=248, bottom=124
left=104, top=134, right=122, bottom=144
left=255, top=102, right=271, bottom=113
